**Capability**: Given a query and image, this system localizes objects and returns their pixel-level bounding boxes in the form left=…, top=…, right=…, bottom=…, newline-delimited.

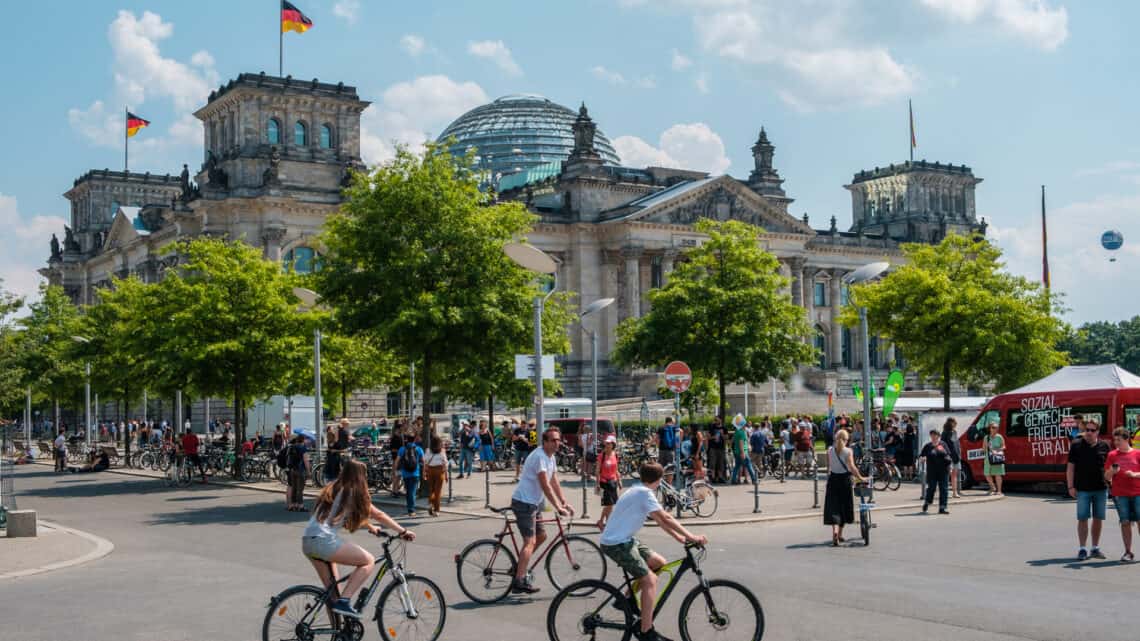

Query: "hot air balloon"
left=1102, top=230, right=1124, bottom=262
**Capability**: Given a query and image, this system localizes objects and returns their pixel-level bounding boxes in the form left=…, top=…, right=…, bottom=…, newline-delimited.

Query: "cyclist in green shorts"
left=599, top=461, right=708, bottom=641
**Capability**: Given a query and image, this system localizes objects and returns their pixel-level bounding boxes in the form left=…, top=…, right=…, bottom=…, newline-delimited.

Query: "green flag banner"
left=853, top=383, right=862, bottom=403
left=882, top=369, right=905, bottom=417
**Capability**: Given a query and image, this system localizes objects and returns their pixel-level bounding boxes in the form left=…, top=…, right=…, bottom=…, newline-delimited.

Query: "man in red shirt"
left=1106, top=426, right=1140, bottom=562
left=181, top=431, right=207, bottom=483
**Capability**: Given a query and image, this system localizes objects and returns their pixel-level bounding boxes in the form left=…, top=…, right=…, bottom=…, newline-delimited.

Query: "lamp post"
left=504, top=243, right=559, bottom=440
left=293, top=287, right=325, bottom=469
left=843, top=262, right=890, bottom=484
left=71, top=335, right=92, bottom=445
left=576, top=297, right=615, bottom=519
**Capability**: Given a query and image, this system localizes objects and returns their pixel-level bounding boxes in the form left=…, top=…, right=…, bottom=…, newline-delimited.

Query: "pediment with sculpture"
left=632, top=176, right=812, bottom=234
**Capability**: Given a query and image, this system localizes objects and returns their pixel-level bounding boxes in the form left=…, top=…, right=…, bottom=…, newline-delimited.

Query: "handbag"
left=987, top=437, right=1005, bottom=465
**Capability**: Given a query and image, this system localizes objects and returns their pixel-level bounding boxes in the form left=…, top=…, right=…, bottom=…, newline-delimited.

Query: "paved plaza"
left=3, top=464, right=1137, bottom=641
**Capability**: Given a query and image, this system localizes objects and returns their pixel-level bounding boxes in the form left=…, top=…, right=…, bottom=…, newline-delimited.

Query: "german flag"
left=126, top=112, right=150, bottom=138
left=281, top=1, right=313, bottom=34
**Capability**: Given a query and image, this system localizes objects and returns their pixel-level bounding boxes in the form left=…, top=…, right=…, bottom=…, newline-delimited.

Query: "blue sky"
left=2, top=1, right=1138, bottom=324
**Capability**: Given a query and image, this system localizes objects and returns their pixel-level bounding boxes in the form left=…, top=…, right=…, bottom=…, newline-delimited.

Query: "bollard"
left=581, top=456, right=590, bottom=520
left=484, top=465, right=491, bottom=509
left=780, top=449, right=786, bottom=484
left=812, top=459, right=820, bottom=509
left=447, top=458, right=453, bottom=505
left=752, top=469, right=761, bottom=513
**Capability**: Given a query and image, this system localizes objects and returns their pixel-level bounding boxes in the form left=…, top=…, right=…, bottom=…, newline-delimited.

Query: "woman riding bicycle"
left=302, top=458, right=415, bottom=619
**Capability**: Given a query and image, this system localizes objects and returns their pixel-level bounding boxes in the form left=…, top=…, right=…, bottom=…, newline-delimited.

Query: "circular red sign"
left=664, top=361, right=692, bottom=394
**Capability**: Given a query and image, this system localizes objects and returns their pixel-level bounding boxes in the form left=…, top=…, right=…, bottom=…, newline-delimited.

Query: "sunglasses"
left=1086, top=427, right=1100, bottom=433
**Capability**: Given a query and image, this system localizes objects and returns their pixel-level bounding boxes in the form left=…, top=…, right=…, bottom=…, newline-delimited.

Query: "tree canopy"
left=841, top=233, right=1067, bottom=409
left=1059, top=317, right=1140, bottom=374
left=611, top=219, right=816, bottom=418
left=316, top=144, right=574, bottom=445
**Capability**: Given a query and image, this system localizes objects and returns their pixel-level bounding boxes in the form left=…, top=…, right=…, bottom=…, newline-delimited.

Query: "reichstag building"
left=42, top=73, right=986, bottom=419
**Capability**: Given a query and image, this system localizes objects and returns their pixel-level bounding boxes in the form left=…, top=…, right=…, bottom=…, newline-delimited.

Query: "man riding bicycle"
left=510, top=427, right=573, bottom=594
left=599, top=461, right=708, bottom=641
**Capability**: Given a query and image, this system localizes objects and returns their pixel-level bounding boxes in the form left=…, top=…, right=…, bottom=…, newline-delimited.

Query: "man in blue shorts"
left=1067, top=416, right=1109, bottom=560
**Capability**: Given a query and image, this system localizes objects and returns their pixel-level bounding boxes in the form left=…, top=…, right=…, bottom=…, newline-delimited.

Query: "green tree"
left=657, top=374, right=719, bottom=421
left=145, top=238, right=311, bottom=443
left=841, top=233, right=1067, bottom=410
left=1059, top=318, right=1140, bottom=374
left=316, top=144, right=566, bottom=447
left=14, top=285, right=85, bottom=431
left=317, top=332, right=402, bottom=419
left=0, top=279, right=26, bottom=417
left=612, top=219, right=816, bottom=419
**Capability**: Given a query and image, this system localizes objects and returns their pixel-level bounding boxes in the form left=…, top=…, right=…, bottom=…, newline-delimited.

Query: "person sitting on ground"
left=69, top=449, right=110, bottom=474
left=301, top=459, right=415, bottom=619
left=599, top=461, right=708, bottom=641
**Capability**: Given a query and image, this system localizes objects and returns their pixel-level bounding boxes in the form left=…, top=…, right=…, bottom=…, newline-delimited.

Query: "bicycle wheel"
left=872, top=462, right=890, bottom=492
left=455, top=539, right=516, bottom=604
left=888, top=465, right=902, bottom=491
left=678, top=579, right=764, bottom=641
left=158, top=453, right=172, bottom=472
left=860, top=506, right=871, bottom=546
left=376, top=574, right=446, bottom=641
left=689, top=481, right=719, bottom=518
left=547, top=579, right=633, bottom=641
left=262, top=585, right=336, bottom=641
left=311, top=464, right=327, bottom=488
left=545, top=534, right=607, bottom=592
left=177, top=462, right=193, bottom=487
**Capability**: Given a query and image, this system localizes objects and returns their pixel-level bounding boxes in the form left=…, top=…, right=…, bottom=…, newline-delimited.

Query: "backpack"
left=276, top=445, right=289, bottom=469
left=400, top=446, right=419, bottom=473
left=527, top=429, right=538, bottom=447
left=750, top=430, right=766, bottom=452
left=661, top=425, right=677, bottom=450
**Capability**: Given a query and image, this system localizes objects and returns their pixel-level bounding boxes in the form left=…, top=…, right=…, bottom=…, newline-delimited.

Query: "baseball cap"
left=605, top=435, right=617, bottom=444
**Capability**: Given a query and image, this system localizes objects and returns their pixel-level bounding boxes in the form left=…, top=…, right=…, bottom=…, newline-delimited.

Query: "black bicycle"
left=262, top=531, right=446, bottom=641
left=854, top=482, right=875, bottom=546
left=546, top=542, right=763, bottom=641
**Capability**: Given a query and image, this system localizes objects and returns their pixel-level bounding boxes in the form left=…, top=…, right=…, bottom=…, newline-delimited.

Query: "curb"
left=0, top=519, right=115, bottom=580
left=29, top=461, right=1005, bottom=526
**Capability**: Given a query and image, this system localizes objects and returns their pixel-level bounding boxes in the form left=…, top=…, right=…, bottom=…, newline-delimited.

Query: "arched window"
left=283, top=246, right=318, bottom=273
left=294, top=121, right=307, bottom=146
left=841, top=327, right=853, bottom=369
left=814, top=331, right=827, bottom=369
left=320, top=124, right=332, bottom=149
left=267, top=118, right=280, bottom=145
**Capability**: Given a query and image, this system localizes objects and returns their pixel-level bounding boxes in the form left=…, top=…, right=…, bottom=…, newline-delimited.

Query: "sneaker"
left=331, top=598, right=361, bottom=619
left=938, top=509, right=950, bottom=515
left=1090, top=548, right=1106, bottom=560
left=1077, top=548, right=1088, bottom=561
left=1122, top=552, right=1134, bottom=563
left=511, top=578, right=540, bottom=594
left=637, top=627, right=675, bottom=641
left=921, top=504, right=929, bottom=514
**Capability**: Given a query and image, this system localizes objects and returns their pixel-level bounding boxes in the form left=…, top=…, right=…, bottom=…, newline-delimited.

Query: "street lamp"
left=293, top=287, right=325, bottom=469
left=843, top=261, right=890, bottom=483
left=577, top=297, right=614, bottom=518
left=71, top=335, right=92, bottom=443
left=504, top=243, right=558, bottom=437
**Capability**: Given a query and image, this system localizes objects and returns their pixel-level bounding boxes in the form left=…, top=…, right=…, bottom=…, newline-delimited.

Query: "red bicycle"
left=455, top=505, right=607, bottom=603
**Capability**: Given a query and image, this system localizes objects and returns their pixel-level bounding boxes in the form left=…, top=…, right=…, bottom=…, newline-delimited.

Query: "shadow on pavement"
left=18, top=478, right=174, bottom=498
left=786, top=541, right=837, bottom=549
left=166, top=495, right=224, bottom=502
left=146, top=501, right=308, bottom=527
left=449, top=595, right=552, bottom=610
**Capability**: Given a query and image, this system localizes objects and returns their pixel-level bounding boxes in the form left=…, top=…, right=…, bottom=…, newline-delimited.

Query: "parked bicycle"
left=854, top=481, right=875, bottom=546
left=455, top=506, right=607, bottom=604
left=546, top=542, right=763, bottom=641
left=656, top=464, right=718, bottom=518
left=262, top=530, right=445, bottom=641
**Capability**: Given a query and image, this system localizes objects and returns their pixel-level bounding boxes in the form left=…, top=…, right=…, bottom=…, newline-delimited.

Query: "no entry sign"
left=664, top=361, right=692, bottom=394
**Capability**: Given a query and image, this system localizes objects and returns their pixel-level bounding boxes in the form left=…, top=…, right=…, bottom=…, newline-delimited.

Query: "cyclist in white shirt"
left=510, top=427, right=573, bottom=594
left=599, top=461, right=708, bottom=641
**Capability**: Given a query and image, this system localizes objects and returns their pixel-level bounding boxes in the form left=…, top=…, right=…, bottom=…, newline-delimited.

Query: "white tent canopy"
left=1005, top=364, right=1140, bottom=395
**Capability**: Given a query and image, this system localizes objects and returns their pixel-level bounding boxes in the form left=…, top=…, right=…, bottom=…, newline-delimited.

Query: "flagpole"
left=124, top=106, right=129, bottom=173
left=908, top=99, right=914, bottom=163
left=279, top=1, right=283, bottom=76
left=1041, top=185, right=1050, bottom=292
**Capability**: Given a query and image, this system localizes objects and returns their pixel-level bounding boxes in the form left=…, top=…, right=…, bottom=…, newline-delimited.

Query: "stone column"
left=885, top=342, right=896, bottom=369
left=263, top=228, right=286, bottom=263
left=830, top=269, right=843, bottom=368
left=622, top=248, right=641, bottom=320
left=661, top=250, right=677, bottom=287
left=803, top=268, right=816, bottom=327
left=789, top=258, right=804, bottom=307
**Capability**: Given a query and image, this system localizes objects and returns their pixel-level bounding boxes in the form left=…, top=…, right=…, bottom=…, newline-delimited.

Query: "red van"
left=960, top=365, right=1140, bottom=487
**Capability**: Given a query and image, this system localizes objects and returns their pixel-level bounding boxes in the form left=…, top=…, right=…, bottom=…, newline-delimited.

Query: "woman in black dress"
left=898, top=424, right=917, bottom=480
left=824, top=429, right=868, bottom=546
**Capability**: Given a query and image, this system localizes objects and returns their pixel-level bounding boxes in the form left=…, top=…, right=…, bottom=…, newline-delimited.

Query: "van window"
left=546, top=419, right=580, bottom=436
left=1007, top=404, right=1106, bottom=438
left=967, top=410, right=1000, bottom=441
left=1125, top=406, right=1140, bottom=434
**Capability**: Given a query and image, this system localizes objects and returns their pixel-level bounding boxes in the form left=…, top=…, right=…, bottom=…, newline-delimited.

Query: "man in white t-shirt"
left=510, top=428, right=573, bottom=594
left=599, top=462, right=708, bottom=641
left=53, top=431, right=67, bottom=472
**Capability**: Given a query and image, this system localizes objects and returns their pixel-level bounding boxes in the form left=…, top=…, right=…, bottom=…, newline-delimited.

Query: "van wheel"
left=961, top=465, right=975, bottom=490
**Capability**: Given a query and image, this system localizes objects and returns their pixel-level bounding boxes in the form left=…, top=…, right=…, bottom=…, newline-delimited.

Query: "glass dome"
left=437, top=94, right=621, bottom=180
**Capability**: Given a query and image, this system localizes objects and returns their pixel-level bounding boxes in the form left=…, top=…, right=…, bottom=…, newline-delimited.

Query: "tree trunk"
left=488, top=393, right=494, bottom=435
left=718, top=373, right=727, bottom=419
left=942, top=359, right=951, bottom=411
left=233, top=384, right=245, bottom=445
left=341, top=377, right=348, bottom=419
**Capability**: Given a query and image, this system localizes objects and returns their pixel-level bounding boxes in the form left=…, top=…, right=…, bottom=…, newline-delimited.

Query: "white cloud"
left=400, top=34, right=427, bottom=57
left=921, top=0, right=1068, bottom=50
left=468, top=40, right=523, bottom=76
left=0, top=194, right=67, bottom=304
left=1074, top=160, right=1140, bottom=178
left=695, top=72, right=710, bottom=94
left=591, top=66, right=626, bottom=85
left=633, top=75, right=658, bottom=89
left=613, top=123, right=731, bottom=174
left=68, top=11, right=217, bottom=161
left=671, top=49, right=693, bottom=71
left=988, top=192, right=1140, bottom=324
left=359, top=75, right=489, bottom=166
left=779, top=47, right=917, bottom=111
left=333, top=0, right=361, bottom=23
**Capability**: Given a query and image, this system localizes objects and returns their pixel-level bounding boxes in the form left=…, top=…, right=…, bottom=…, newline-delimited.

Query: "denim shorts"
left=302, top=533, right=343, bottom=561
left=1077, top=490, right=1107, bottom=521
left=1114, top=495, right=1140, bottom=523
